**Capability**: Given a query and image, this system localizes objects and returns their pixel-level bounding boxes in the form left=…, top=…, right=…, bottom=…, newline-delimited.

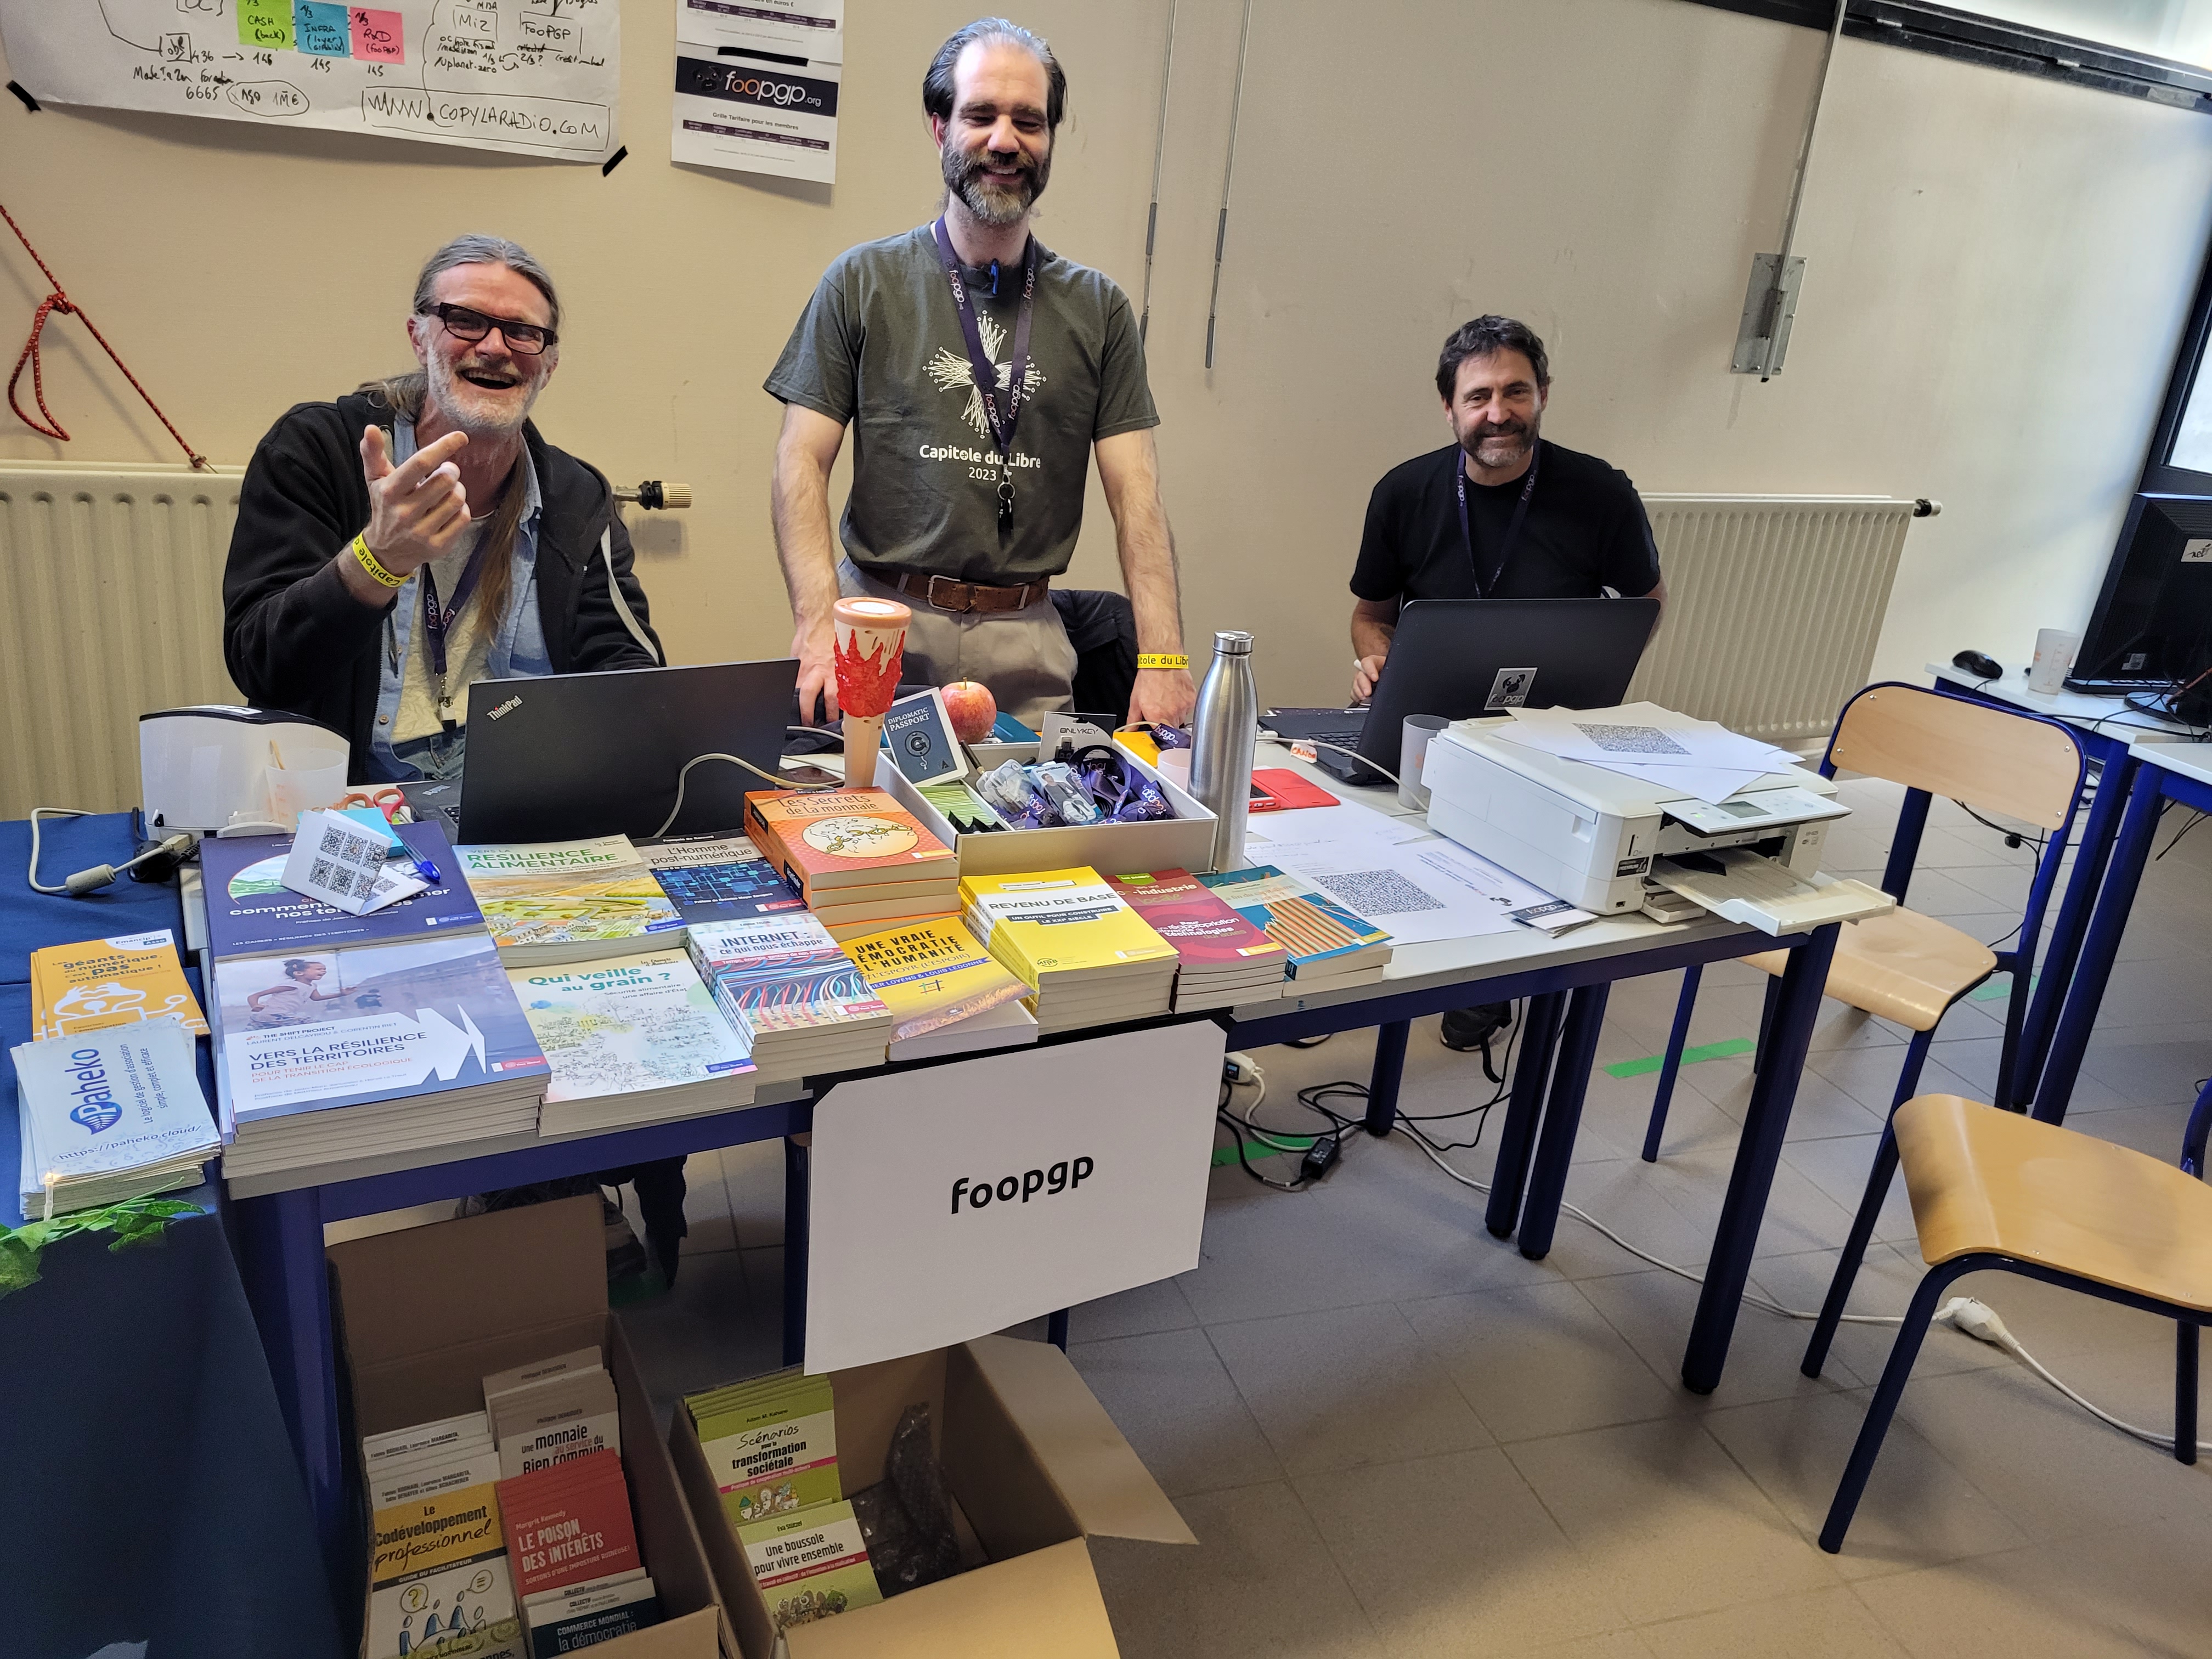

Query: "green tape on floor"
left=1967, top=972, right=2036, bottom=1003
left=1604, top=1036, right=1756, bottom=1080
left=1211, top=1133, right=1313, bottom=1167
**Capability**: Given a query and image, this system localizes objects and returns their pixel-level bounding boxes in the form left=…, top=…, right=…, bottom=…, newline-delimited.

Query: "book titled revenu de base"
left=743, top=788, right=955, bottom=902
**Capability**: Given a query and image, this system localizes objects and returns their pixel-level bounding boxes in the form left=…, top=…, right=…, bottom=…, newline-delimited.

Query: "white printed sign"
left=678, top=0, right=841, bottom=63
left=803, top=1023, right=1224, bottom=1373
left=673, top=50, right=838, bottom=184
left=0, top=1, right=621, bottom=163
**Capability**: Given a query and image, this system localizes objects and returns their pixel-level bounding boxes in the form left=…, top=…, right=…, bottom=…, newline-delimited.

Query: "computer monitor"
left=2068, top=494, right=2212, bottom=693
left=452, top=658, right=799, bottom=844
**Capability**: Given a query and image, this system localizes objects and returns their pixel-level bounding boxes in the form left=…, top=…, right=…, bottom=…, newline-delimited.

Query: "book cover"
left=686, top=918, right=887, bottom=1034
left=744, top=788, right=956, bottom=895
left=1106, top=870, right=1290, bottom=972
left=455, top=837, right=685, bottom=953
left=1197, top=866, right=1392, bottom=971
left=690, top=1374, right=843, bottom=1525
left=493, top=1370, right=622, bottom=1481
left=509, top=951, right=753, bottom=1105
left=32, top=929, right=208, bottom=1040
left=499, top=1450, right=642, bottom=1601
left=842, top=917, right=1029, bottom=1041
left=524, top=1572, right=663, bottom=1656
left=12, top=1020, right=217, bottom=1212
left=368, top=1478, right=520, bottom=1659
left=639, top=832, right=809, bottom=924
left=215, top=934, right=548, bottom=1123
left=959, top=869, right=1178, bottom=979
left=202, top=823, right=479, bottom=962
left=736, top=1500, right=883, bottom=1633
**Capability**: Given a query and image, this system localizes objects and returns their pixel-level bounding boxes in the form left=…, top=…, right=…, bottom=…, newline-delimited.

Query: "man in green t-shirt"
left=766, top=18, right=1197, bottom=727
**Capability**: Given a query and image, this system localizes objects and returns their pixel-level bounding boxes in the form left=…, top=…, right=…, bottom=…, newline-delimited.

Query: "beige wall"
left=4, top=0, right=2211, bottom=713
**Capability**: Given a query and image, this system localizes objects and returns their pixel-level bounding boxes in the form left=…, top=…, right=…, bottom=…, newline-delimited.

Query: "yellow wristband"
left=1136, top=653, right=1189, bottom=671
left=350, top=532, right=405, bottom=590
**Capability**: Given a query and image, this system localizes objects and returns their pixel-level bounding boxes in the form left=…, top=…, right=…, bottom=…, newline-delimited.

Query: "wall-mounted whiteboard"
left=0, top=1, right=620, bottom=162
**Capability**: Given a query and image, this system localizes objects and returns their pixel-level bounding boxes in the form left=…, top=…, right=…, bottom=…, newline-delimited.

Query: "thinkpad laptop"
left=1266, top=597, right=1661, bottom=786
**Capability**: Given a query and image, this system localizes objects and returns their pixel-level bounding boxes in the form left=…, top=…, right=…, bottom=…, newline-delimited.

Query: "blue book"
left=638, top=833, right=810, bottom=925
left=201, top=822, right=482, bottom=962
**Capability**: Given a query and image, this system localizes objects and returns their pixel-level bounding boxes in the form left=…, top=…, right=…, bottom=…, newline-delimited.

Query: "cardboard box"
left=881, top=748, right=1218, bottom=878
left=672, top=1335, right=1195, bottom=1658
left=329, top=1196, right=740, bottom=1659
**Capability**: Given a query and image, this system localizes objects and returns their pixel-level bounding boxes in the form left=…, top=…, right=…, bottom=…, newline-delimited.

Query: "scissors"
left=335, top=786, right=409, bottom=825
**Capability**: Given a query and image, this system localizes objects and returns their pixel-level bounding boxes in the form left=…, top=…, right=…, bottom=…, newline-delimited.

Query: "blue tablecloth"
left=0, top=816, right=342, bottom=1658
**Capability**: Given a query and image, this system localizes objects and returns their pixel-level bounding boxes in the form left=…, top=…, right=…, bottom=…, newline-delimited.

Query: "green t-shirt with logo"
left=765, top=224, right=1159, bottom=584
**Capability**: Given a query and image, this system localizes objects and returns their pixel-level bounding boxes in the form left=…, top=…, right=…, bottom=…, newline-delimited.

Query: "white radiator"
left=0, top=461, right=244, bottom=820
left=1626, top=494, right=1918, bottom=746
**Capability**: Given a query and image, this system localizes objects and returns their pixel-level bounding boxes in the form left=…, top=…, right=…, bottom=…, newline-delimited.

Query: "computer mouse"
left=1952, top=650, right=2002, bottom=680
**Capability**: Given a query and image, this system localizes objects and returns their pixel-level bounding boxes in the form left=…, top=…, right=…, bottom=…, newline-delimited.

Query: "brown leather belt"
left=885, top=570, right=1049, bottom=614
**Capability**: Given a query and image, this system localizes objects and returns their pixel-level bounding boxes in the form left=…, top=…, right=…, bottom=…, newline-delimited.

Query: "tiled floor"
left=340, top=777, right=2212, bottom=1655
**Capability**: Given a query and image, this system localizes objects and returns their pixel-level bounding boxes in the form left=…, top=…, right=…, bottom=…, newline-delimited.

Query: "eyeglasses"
left=419, top=302, right=558, bottom=356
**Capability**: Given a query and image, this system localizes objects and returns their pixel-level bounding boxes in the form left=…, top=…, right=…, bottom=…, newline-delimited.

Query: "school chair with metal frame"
left=1638, top=682, right=2086, bottom=1200
left=1812, top=1088, right=2210, bottom=1554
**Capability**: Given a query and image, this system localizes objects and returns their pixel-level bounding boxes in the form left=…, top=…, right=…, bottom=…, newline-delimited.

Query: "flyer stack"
left=10, top=1019, right=218, bottom=1217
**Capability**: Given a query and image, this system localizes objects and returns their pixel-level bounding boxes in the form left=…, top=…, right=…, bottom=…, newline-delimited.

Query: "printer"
left=1421, top=716, right=1849, bottom=916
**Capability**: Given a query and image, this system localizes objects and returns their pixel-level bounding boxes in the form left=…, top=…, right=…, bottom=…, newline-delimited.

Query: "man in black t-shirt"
left=1348, top=315, right=1664, bottom=702
left=1351, top=317, right=1664, bottom=1053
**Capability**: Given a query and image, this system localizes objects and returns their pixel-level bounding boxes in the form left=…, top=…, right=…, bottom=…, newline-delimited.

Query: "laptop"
left=406, top=658, right=800, bottom=845
left=1266, top=597, right=1662, bottom=785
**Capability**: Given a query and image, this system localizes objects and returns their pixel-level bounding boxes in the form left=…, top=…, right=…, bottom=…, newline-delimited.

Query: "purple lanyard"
left=419, top=534, right=492, bottom=725
left=1454, top=441, right=1542, bottom=598
left=930, top=217, right=1039, bottom=526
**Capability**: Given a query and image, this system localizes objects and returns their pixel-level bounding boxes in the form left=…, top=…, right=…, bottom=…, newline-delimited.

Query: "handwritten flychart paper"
left=0, top=2, right=620, bottom=162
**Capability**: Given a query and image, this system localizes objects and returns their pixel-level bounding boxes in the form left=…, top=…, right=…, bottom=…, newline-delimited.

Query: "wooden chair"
left=1639, top=686, right=2085, bottom=1348
left=1815, top=1091, right=2210, bottom=1553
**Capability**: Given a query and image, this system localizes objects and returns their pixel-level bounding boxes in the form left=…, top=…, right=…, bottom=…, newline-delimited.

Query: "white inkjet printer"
left=1421, top=715, right=1859, bottom=922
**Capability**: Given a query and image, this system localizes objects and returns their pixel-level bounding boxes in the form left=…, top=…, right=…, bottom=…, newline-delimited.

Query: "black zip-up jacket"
left=221, top=389, right=660, bottom=780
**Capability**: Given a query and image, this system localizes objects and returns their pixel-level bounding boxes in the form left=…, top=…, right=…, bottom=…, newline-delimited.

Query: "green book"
left=736, top=1500, right=882, bottom=1633
left=691, top=1373, right=842, bottom=1526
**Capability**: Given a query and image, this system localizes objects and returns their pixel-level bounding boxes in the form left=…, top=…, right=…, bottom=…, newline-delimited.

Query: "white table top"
left=1925, top=663, right=2193, bottom=743
left=2125, top=735, right=2212, bottom=788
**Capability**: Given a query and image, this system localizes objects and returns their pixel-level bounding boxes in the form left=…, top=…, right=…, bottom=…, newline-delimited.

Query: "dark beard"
left=1462, top=419, right=1538, bottom=468
left=941, top=140, right=1050, bottom=227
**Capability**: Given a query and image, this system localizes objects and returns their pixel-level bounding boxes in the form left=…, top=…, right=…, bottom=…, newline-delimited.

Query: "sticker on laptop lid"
left=1485, top=668, right=1537, bottom=710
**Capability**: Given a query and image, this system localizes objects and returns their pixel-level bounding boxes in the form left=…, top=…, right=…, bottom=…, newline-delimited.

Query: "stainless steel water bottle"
left=1189, top=630, right=1258, bottom=872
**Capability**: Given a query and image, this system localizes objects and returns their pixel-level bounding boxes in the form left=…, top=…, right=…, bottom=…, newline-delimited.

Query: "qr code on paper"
left=318, top=825, right=346, bottom=854
left=1573, top=723, right=1690, bottom=757
left=310, top=857, right=336, bottom=887
left=1318, top=870, right=1443, bottom=917
left=340, top=832, right=374, bottom=861
left=327, top=866, right=358, bottom=896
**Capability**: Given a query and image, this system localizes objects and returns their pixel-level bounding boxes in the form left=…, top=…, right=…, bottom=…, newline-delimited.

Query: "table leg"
left=1516, top=985, right=1611, bottom=1260
left=2033, top=766, right=2163, bottom=1124
left=782, top=1136, right=809, bottom=1367
left=1364, top=1020, right=1410, bottom=1136
left=1486, top=991, right=1566, bottom=1238
left=1681, top=922, right=1838, bottom=1394
left=1046, top=1308, right=1071, bottom=1351
left=232, top=1187, right=345, bottom=1573
left=2012, top=749, right=2136, bottom=1108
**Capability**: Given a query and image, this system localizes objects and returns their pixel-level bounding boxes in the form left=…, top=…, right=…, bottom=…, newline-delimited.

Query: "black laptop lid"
left=456, top=658, right=799, bottom=844
left=1358, top=597, right=1661, bottom=768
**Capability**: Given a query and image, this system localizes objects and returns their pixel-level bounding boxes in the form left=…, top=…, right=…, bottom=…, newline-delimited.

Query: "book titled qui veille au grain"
left=455, top=837, right=686, bottom=967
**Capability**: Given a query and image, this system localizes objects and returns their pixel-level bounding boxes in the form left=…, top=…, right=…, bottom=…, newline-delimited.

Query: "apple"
left=941, top=680, right=998, bottom=744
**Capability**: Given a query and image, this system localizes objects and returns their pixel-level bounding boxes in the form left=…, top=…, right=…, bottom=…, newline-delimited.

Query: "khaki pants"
left=837, top=558, right=1076, bottom=725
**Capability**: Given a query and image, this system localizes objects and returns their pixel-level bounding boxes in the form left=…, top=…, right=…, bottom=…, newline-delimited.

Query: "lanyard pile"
left=930, top=217, right=1039, bottom=528
left=1454, top=442, right=1542, bottom=598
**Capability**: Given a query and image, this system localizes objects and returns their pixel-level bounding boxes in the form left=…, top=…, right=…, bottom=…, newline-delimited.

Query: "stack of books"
left=455, top=836, right=688, bottom=966
left=201, top=824, right=549, bottom=1178
left=639, top=832, right=809, bottom=926
left=1198, top=865, right=1394, bottom=992
left=30, top=928, right=207, bottom=1041
left=507, top=950, right=755, bottom=1136
left=10, top=1019, right=218, bottom=1217
left=960, top=867, right=1180, bottom=1035
left=743, top=788, right=959, bottom=943
left=364, top=1410, right=518, bottom=1659
left=686, top=916, right=891, bottom=1081
left=499, top=1449, right=656, bottom=1649
left=686, top=1370, right=882, bottom=1636
left=485, top=1346, right=622, bottom=1481
left=842, top=916, right=1039, bottom=1063
left=1105, top=869, right=1290, bottom=1011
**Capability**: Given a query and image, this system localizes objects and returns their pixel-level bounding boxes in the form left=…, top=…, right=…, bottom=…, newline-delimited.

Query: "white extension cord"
left=1223, top=1060, right=2212, bottom=1456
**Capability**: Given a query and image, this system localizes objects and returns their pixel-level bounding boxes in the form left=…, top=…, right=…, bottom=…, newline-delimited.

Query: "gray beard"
left=425, top=353, right=540, bottom=439
left=941, top=143, right=1048, bottom=228
left=1464, top=423, right=1538, bottom=469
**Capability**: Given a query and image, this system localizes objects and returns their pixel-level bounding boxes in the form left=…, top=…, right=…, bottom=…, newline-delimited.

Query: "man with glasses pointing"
left=224, top=233, right=660, bottom=786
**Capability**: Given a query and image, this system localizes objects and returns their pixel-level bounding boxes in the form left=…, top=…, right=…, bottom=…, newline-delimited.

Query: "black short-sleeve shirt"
left=1350, top=439, right=1661, bottom=607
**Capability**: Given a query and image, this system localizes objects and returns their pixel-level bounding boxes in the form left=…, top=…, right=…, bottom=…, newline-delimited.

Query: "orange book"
left=743, top=788, right=957, bottom=901
left=33, top=929, right=209, bottom=1041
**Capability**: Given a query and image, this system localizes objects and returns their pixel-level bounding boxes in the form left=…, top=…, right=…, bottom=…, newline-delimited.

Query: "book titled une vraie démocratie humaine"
left=840, top=916, right=1029, bottom=1040
left=455, top=836, right=685, bottom=965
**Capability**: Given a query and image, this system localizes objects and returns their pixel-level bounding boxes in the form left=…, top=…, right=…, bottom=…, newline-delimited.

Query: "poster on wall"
left=676, top=0, right=840, bottom=63
left=672, top=49, right=839, bottom=184
left=0, top=1, right=622, bottom=163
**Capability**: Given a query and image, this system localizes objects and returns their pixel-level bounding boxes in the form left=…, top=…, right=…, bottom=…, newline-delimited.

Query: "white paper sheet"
left=1499, top=702, right=1797, bottom=774
left=1243, top=799, right=1429, bottom=852
left=0, top=1, right=622, bottom=162
left=281, top=810, right=426, bottom=916
left=1271, top=834, right=1572, bottom=945
left=673, top=49, right=839, bottom=182
left=678, top=0, right=843, bottom=61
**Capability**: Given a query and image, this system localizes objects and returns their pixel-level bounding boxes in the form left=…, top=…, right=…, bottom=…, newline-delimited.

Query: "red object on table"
left=1249, top=769, right=1339, bottom=812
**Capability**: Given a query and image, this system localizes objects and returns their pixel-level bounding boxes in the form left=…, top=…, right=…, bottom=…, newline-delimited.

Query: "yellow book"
left=957, top=868, right=1177, bottom=985
left=842, top=917, right=1030, bottom=1040
left=32, top=929, right=208, bottom=1041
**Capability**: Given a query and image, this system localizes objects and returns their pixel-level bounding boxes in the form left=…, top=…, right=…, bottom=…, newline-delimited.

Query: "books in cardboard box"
left=523, top=1570, right=663, bottom=1655
left=736, top=1500, right=882, bottom=1633
left=1197, top=865, right=1393, bottom=979
left=455, top=836, right=686, bottom=966
left=743, top=787, right=956, bottom=900
left=498, top=1448, right=642, bottom=1603
left=201, top=822, right=479, bottom=963
left=639, top=832, right=808, bottom=924
left=841, top=916, right=1029, bottom=1041
left=366, top=1455, right=521, bottom=1659
left=31, top=928, right=207, bottom=1041
left=685, top=1369, right=843, bottom=1527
